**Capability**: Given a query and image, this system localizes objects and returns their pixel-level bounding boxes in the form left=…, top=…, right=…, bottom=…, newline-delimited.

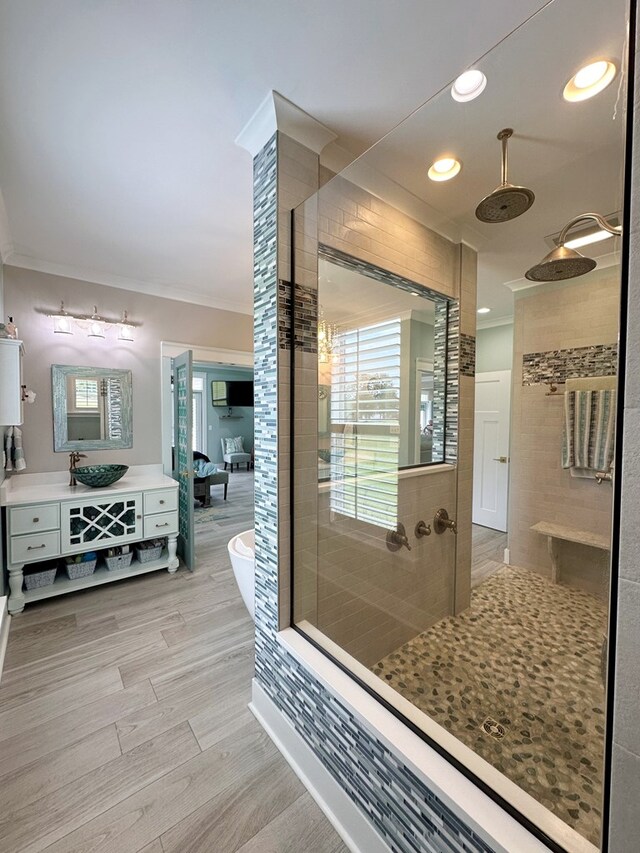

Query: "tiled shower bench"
left=531, top=520, right=611, bottom=584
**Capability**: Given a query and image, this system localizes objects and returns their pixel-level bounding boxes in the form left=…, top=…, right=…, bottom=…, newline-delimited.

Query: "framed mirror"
left=317, top=253, right=451, bottom=489
left=52, top=364, right=133, bottom=451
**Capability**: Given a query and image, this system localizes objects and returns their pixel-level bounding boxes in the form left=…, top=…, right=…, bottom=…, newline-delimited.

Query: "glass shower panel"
left=291, top=0, right=628, bottom=847
left=303, top=255, right=458, bottom=668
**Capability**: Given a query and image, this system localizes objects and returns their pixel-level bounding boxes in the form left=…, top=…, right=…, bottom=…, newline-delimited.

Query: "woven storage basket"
left=105, top=552, right=134, bottom=572
left=65, top=559, right=97, bottom=580
left=24, top=566, right=57, bottom=590
left=136, top=544, right=163, bottom=563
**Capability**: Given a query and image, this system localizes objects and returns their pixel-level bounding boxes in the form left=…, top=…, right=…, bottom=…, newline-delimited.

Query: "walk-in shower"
left=289, top=0, right=629, bottom=849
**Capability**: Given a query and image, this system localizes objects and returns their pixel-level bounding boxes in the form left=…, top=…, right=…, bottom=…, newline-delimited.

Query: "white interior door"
left=473, top=370, right=511, bottom=532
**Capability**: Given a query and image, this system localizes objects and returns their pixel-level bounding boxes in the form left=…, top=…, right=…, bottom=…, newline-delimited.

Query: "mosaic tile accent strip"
left=432, top=300, right=447, bottom=461
left=445, top=301, right=460, bottom=464
left=522, top=344, right=618, bottom=386
left=374, top=566, right=607, bottom=847
left=278, top=279, right=318, bottom=352
left=460, top=333, right=476, bottom=378
left=253, top=132, right=495, bottom=853
left=175, top=360, right=191, bottom=542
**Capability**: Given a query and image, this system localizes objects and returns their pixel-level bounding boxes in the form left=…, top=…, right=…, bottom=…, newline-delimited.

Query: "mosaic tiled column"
left=251, top=130, right=496, bottom=853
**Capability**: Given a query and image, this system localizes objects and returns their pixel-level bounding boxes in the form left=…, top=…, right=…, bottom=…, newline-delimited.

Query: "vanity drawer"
left=144, top=511, right=178, bottom=538
left=11, top=531, right=61, bottom=564
left=10, top=504, right=60, bottom=536
left=144, top=489, right=178, bottom=515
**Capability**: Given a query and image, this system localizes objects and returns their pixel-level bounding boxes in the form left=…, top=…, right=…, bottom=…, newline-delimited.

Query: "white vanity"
left=1, top=465, right=179, bottom=614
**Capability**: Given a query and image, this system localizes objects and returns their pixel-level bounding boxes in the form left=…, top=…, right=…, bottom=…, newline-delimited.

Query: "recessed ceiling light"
left=477, top=307, right=491, bottom=314
left=428, top=157, right=462, bottom=182
left=451, top=69, right=487, bottom=102
left=563, top=60, right=617, bottom=102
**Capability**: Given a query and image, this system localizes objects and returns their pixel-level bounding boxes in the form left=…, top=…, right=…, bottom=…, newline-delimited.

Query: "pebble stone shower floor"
left=373, top=566, right=607, bottom=847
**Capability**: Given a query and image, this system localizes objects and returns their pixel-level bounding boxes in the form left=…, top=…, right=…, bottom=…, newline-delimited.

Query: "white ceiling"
left=0, top=0, right=558, bottom=315
left=331, top=0, right=629, bottom=326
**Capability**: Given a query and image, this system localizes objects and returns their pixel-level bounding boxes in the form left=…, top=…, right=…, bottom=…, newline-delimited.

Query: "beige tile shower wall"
left=317, top=469, right=457, bottom=668
left=318, top=175, right=460, bottom=298
left=508, top=268, right=620, bottom=589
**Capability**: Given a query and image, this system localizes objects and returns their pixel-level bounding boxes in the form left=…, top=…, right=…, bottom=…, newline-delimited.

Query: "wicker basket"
left=136, top=544, right=163, bottom=563
left=105, top=551, right=134, bottom=572
left=65, top=558, right=97, bottom=580
left=24, top=566, right=57, bottom=590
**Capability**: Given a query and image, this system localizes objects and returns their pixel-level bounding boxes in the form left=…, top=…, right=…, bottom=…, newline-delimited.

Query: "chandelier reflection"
left=318, top=313, right=339, bottom=363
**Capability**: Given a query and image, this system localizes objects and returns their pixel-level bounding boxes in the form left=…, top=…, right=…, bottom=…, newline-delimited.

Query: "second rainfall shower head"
left=475, top=129, right=535, bottom=223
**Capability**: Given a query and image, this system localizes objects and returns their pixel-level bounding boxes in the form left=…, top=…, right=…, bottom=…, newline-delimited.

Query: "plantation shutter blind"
left=330, top=318, right=401, bottom=528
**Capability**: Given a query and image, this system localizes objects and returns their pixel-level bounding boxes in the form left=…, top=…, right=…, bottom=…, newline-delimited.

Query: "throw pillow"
left=224, top=436, right=244, bottom=454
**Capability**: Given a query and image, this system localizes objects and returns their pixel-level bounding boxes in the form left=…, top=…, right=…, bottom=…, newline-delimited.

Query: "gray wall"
left=3, top=266, right=253, bottom=473
left=608, top=6, right=640, bottom=847
left=476, top=323, right=513, bottom=373
left=194, top=363, right=254, bottom=464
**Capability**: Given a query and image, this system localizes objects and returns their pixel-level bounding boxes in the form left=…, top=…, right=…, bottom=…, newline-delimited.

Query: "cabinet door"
left=61, top=493, right=143, bottom=553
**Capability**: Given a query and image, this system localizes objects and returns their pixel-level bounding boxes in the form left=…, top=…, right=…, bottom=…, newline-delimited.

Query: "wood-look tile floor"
left=471, top=523, right=508, bottom=588
left=0, top=470, right=348, bottom=853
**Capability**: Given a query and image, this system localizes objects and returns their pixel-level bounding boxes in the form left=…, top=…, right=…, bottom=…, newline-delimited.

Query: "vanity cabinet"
left=0, top=338, right=23, bottom=426
left=2, top=470, right=180, bottom=614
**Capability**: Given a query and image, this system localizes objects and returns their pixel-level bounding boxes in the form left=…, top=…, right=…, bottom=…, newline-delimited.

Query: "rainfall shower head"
left=524, top=244, right=597, bottom=282
left=475, top=129, right=535, bottom=223
left=525, top=213, right=622, bottom=282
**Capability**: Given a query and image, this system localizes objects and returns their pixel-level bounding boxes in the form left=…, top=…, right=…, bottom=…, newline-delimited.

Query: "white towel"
left=4, top=425, right=26, bottom=472
left=13, top=426, right=26, bottom=471
left=4, top=427, right=13, bottom=472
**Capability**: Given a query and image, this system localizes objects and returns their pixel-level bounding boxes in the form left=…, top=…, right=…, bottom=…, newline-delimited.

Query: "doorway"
left=160, top=342, right=253, bottom=570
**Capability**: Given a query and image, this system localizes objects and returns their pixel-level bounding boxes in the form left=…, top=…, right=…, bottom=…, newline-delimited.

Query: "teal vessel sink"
left=73, top=464, right=129, bottom=488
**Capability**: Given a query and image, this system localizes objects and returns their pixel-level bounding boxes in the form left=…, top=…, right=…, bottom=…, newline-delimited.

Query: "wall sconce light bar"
left=47, top=303, right=138, bottom=341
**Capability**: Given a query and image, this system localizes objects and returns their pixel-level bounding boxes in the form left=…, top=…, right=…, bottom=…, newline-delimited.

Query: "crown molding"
left=4, top=252, right=254, bottom=315
left=476, top=315, right=514, bottom=330
left=236, top=90, right=337, bottom=157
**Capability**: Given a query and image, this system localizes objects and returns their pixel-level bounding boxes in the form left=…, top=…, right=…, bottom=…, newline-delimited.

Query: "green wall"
left=194, top=363, right=254, bottom=464
left=476, top=323, right=514, bottom=373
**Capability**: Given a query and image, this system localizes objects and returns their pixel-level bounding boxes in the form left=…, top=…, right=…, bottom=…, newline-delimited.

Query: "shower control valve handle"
left=386, top=522, right=412, bottom=552
left=415, top=520, right=431, bottom=538
left=434, top=508, right=457, bottom=535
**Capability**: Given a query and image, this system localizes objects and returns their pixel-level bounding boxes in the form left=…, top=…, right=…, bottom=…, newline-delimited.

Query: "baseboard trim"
left=0, top=596, right=11, bottom=684
left=250, top=678, right=391, bottom=853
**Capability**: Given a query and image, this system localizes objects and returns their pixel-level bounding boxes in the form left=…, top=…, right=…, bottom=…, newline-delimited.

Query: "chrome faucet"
left=434, top=508, right=457, bottom=535
left=386, top=522, right=412, bottom=552
left=69, top=451, right=87, bottom=486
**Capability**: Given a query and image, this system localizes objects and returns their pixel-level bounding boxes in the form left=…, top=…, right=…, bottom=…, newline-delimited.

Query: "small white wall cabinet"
left=3, top=475, right=179, bottom=614
left=0, top=338, right=23, bottom=426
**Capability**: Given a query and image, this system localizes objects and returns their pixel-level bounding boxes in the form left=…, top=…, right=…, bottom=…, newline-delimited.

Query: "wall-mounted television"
left=211, top=380, right=254, bottom=407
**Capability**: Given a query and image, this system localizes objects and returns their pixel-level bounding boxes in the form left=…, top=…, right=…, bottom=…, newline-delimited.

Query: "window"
left=330, top=319, right=401, bottom=528
left=73, top=378, right=100, bottom=410
left=192, top=374, right=207, bottom=453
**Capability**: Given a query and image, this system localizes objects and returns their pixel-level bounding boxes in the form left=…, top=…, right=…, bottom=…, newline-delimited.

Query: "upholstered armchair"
left=220, top=437, right=251, bottom=472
